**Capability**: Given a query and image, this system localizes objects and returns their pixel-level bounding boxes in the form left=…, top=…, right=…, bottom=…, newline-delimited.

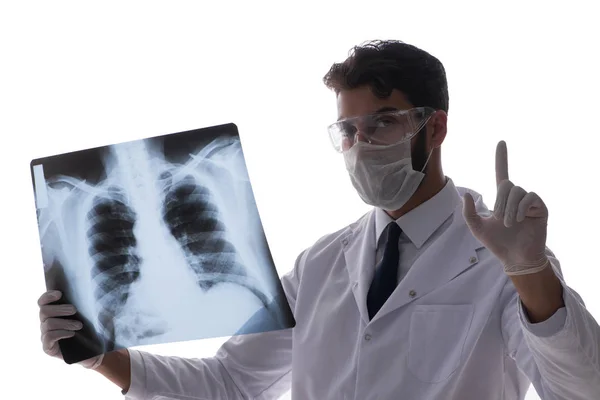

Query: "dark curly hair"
left=323, top=40, right=449, bottom=113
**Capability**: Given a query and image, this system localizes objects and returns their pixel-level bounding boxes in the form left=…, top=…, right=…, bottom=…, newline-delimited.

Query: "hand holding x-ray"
left=462, top=141, right=550, bottom=276
left=38, top=290, right=104, bottom=369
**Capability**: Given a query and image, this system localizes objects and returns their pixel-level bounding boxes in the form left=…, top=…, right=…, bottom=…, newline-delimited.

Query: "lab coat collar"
left=374, top=178, right=460, bottom=249
left=342, top=181, right=489, bottom=325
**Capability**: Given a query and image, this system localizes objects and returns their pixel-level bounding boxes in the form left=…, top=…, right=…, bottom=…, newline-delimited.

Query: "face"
left=336, top=86, right=447, bottom=172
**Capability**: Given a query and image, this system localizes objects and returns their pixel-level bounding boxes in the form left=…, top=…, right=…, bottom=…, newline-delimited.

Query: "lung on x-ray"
left=30, top=123, right=295, bottom=364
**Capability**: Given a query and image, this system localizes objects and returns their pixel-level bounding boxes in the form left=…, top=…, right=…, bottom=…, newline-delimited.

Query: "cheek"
left=341, top=138, right=353, bottom=152
left=413, top=126, right=432, bottom=150
left=410, top=136, right=418, bottom=152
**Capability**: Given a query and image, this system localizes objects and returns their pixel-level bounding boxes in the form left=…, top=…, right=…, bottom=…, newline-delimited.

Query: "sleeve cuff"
left=122, top=349, right=147, bottom=399
left=518, top=297, right=567, bottom=338
left=517, top=257, right=573, bottom=338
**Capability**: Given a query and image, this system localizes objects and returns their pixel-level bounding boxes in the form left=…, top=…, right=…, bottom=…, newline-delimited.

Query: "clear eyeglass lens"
left=328, top=107, right=434, bottom=152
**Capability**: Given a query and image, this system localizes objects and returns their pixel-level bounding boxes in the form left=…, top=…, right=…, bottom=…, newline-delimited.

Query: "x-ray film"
left=30, top=123, right=295, bottom=364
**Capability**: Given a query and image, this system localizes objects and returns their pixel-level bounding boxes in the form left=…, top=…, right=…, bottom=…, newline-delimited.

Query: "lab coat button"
left=364, top=334, right=371, bottom=341
left=342, top=239, right=349, bottom=246
left=469, top=256, right=477, bottom=263
left=409, top=290, right=417, bottom=298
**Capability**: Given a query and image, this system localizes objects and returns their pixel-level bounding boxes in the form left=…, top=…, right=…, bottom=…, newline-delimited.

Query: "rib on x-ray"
left=30, top=124, right=295, bottom=363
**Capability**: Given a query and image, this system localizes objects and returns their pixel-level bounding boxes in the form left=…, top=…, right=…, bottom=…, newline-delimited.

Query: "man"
left=38, top=40, right=600, bottom=399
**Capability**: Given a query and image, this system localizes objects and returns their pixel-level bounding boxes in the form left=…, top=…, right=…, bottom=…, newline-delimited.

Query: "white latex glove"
left=462, top=140, right=549, bottom=276
left=38, top=290, right=104, bottom=369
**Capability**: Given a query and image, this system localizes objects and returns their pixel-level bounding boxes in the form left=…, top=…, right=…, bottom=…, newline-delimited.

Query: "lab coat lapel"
left=341, top=210, right=377, bottom=325
left=371, top=204, right=485, bottom=324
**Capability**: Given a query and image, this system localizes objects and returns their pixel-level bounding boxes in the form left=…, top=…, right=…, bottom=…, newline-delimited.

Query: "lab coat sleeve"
left=501, top=248, right=600, bottom=399
left=123, top=250, right=306, bottom=400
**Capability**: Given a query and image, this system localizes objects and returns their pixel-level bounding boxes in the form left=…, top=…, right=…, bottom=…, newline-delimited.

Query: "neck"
left=385, top=167, right=447, bottom=220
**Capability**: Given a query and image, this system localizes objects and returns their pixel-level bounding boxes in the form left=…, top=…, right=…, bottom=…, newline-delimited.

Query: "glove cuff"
left=504, top=257, right=550, bottom=276
left=79, top=353, right=105, bottom=370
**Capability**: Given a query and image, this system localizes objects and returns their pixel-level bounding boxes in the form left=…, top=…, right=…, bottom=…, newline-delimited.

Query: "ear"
left=430, top=110, right=448, bottom=149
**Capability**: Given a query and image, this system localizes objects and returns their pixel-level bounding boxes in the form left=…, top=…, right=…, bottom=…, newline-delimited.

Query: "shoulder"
left=310, top=211, right=370, bottom=250
left=293, top=210, right=372, bottom=271
left=454, top=185, right=493, bottom=216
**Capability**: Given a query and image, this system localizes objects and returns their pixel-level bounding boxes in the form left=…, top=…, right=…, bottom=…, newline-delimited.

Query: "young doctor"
left=38, top=40, right=600, bottom=399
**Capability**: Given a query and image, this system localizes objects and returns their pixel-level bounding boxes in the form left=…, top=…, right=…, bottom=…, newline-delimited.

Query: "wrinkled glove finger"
left=38, top=290, right=62, bottom=307
left=42, top=330, right=76, bottom=357
left=504, top=186, right=527, bottom=227
left=517, top=191, right=544, bottom=221
left=39, top=304, right=77, bottom=322
left=493, top=179, right=513, bottom=220
left=41, top=317, right=83, bottom=334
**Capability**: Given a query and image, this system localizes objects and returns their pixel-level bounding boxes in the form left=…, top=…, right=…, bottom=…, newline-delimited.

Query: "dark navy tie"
left=367, top=221, right=402, bottom=320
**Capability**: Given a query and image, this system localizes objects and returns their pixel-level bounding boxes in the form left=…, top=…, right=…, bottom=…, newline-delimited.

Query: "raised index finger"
left=495, top=140, right=509, bottom=187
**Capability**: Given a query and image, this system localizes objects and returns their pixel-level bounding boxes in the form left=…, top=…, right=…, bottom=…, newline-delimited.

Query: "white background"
left=1, top=1, right=598, bottom=399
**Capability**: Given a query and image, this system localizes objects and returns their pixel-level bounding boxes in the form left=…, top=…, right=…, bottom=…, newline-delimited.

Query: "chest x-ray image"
left=30, top=123, right=295, bottom=364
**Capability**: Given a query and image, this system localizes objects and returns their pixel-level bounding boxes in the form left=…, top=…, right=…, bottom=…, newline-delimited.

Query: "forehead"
left=336, top=86, right=413, bottom=120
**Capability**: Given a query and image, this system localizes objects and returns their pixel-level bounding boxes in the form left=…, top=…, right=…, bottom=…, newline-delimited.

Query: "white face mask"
left=343, top=139, right=432, bottom=211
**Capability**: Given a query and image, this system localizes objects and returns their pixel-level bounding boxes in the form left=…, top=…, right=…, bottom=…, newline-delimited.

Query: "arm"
left=93, top=251, right=304, bottom=399
left=509, top=260, right=565, bottom=324
left=95, top=349, right=131, bottom=392
left=124, top=325, right=294, bottom=400
left=501, top=248, right=600, bottom=399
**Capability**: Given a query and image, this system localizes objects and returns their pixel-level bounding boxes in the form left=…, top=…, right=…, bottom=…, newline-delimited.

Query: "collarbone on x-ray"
left=38, top=134, right=283, bottom=353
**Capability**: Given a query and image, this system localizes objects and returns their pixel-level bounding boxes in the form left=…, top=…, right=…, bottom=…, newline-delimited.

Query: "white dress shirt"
left=374, top=177, right=456, bottom=284
left=124, top=179, right=600, bottom=400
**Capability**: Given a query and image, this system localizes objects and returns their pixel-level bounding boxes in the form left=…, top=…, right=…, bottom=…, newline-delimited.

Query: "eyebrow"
left=337, top=106, right=400, bottom=122
left=374, top=106, right=399, bottom=113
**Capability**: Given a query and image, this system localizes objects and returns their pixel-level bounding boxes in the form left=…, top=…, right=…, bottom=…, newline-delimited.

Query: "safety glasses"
left=327, top=107, right=436, bottom=153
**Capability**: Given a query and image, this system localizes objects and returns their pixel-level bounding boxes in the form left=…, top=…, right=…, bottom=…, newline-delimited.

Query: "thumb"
left=462, top=193, right=483, bottom=232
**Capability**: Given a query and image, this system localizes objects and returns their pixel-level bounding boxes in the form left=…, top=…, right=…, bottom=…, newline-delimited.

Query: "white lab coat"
left=124, top=182, right=600, bottom=399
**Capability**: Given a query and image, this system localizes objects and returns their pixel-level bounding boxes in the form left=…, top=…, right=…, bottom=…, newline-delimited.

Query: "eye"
left=375, top=117, right=396, bottom=128
left=373, top=116, right=397, bottom=127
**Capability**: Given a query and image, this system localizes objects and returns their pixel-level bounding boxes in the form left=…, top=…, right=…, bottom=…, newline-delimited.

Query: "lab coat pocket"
left=407, top=304, right=474, bottom=383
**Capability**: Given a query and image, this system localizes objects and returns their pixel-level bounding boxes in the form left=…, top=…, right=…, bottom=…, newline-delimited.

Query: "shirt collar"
left=375, top=178, right=461, bottom=249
